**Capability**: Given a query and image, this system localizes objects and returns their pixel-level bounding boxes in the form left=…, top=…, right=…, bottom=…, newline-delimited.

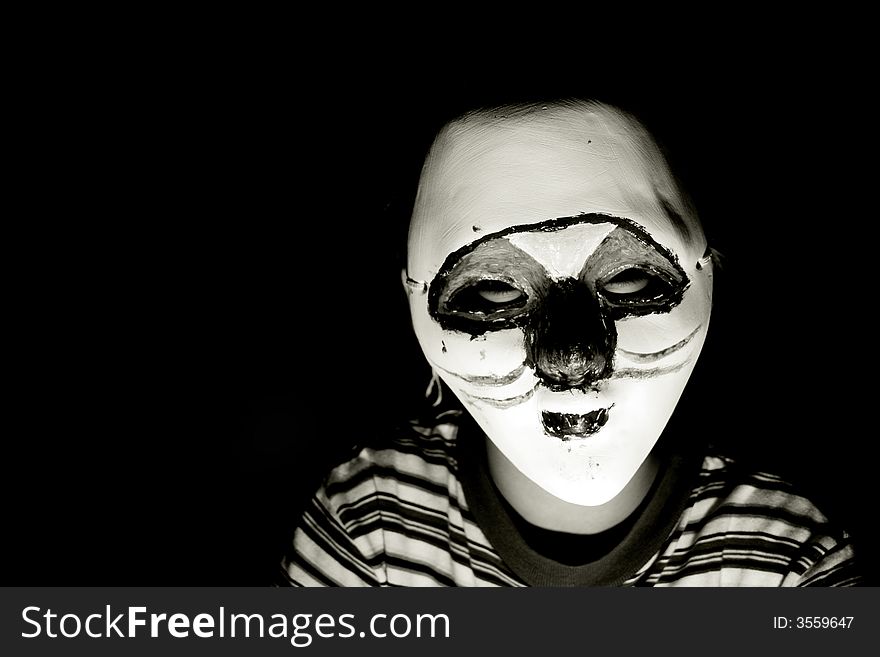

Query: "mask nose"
left=537, top=349, right=608, bottom=387
left=525, top=280, right=615, bottom=389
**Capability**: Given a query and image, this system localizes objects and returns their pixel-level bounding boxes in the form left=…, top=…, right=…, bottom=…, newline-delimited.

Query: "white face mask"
left=405, top=103, right=713, bottom=506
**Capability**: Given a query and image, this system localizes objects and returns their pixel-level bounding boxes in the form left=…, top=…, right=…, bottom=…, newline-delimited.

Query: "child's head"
left=403, top=99, right=714, bottom=506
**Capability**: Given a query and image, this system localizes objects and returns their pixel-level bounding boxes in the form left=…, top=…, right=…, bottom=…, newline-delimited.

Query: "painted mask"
left=405, top=102, right=713, bottom=506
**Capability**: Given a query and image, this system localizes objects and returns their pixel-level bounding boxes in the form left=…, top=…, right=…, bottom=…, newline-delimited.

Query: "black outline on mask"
left=426, top=213, right=689, bottom=392
left=427, top=213, right=687, bottom=334
left=617, top=325, right=702, bottom=364
left=541, top=407, right=612, bottom=441
left=461, top=384, right=539, bottom=409
left=432, top=362, right=527, bottom=387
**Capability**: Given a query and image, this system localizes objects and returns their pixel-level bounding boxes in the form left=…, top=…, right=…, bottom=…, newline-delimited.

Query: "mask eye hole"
left=601, top=269, right=651, bottom=296
left=598, top=267, right=675, bottom=309
left=477, top=281, right=524, bottom=304
left=447, top=279, right=527, bottom=315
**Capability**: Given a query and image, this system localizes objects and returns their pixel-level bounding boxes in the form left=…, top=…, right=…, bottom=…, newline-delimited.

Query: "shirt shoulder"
left=280, top=410, right=503, bottom=587
left=645, top=454, right=863, bottom=586
left=321, top=410, right=463, bottom=502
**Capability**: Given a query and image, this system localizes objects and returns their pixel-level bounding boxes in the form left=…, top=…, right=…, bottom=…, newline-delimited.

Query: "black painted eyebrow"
left=427, top=213, right=689, bottom=331
left=430, top=213, right=676, bottom=289
left=429, top=238, right=548, bottom=333
left=410, top=212, right=690, bottom=286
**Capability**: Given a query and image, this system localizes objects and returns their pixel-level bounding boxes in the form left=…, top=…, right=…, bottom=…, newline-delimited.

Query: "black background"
left=8, top=46, right=877, bottom=586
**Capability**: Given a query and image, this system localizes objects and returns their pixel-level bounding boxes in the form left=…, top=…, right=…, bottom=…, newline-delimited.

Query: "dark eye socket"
left=598, top=267, right=674, bottom=305
left=446, top=279, right=527, bottom=315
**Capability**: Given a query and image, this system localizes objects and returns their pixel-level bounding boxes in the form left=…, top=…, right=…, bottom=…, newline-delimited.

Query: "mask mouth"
left=541, top=407, right=611, bottom=441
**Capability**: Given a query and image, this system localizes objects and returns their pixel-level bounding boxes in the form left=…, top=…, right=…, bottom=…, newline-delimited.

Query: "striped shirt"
left=280, top=410, right=861, bottom=587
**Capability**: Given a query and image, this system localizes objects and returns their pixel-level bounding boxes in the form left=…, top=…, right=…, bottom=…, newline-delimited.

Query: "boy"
left=279, top=99, right=860, bottom=586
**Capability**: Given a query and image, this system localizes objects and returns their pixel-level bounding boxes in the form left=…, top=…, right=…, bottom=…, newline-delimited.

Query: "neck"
left=485, top=439, right=660, bottom=534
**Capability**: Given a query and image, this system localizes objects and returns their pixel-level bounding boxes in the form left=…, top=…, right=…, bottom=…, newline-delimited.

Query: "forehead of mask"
left=407, top=102, right=705, bottom=280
